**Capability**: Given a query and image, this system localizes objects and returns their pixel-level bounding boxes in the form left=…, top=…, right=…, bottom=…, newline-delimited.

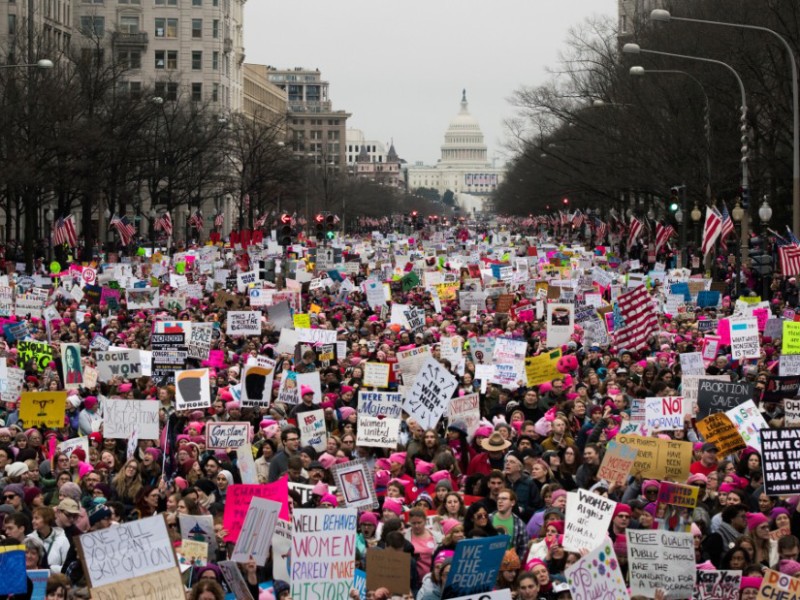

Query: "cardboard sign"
left=694, top=570, right=741, bottom=600
left=362, top=362, right=390, bottom=388
left=96, top=349, right=143, bottom=382
left=645, top=396, right=688, bottom=431
left=299, top=409, right=327, bottom=453
left=222, top=479, right=290, bottom=543
left=566, top=542, right=628, bottom=600
left=447, top=393, right=481, bottom=441
left=696, top=379, right=754, bottom=419
left=290, top=508, right=357, bottom=600
left=598, top=438, right=638, bottom=486
left=696, top=413, right=746, bottom=456
left=615, top=434, right=692, bottom=481
left=175, top=368, right=211, bottom=411
left=563, top=488, right=616, bottom=553
left=402, top=356, right=458, bottom=430
left=89, top=570, right=185, bottom=600
left=761, top=429, right=800, bottom=495
left=206, top=422, right=250, bottom=450
left=758, top=568, right=800, bottom=600
left=103, top=398, right=160, bottom=440
left=78, top=515, right=177, bottom=588
left=444, top=535, right=509, bottom=598
left=680, top=352, right=706, bottom=376
left=524, top=349, right=562, bottom=387
left=19, top=391, right=66, bottom=429
left=330, top=459, right=378, bottom=510
left=230, top=497, right=281, bottom=566
left=366, top=548, right=411, bottom=595
left=657, top=482, right=699, bottom=508
left=226, top=311, right=262, bottom=337
left=627, top=530, right=694, bottom=600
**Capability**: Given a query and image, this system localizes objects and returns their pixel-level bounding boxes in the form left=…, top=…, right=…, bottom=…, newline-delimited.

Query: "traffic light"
left=669, top=187, right=679, bottom=213
left=314, top=214, right=325, bottom=241
left=325, top=214, right=338, bottom=240
left=279, top=213, right=293, bottom=247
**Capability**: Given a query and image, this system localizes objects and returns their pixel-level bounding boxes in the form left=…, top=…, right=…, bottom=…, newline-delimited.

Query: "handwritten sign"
left=784, top=321, right=800, bottom=354
left=402, top=356, right=458, bottom=430
left=90, top=569, right=185, bottom=600
left=693, top=570, right=741, bottom=600
left=205, top=422, right=250, bottom=450
left=230, top=497, right=280, bottom=566
left=563, top=488, right=616, bottom=553
left=291, top=508, right=357, bottom=600
left=615, top=434, right=692, bottom=481
left=757, top=568, right=800, bottom=600
left=356, top=415, right=400, bottom=449
left=362, top=362, right=390, bottom=388
left=299, top=409, right=327, bottom=453
left=227, top=311, right=262, bottom=337
left=785, top=399, right=800, bottom=427
left=598, top=439, right=638, bottom=486
left=222, top=479, right=290, bottom=543
left=187, top=322, right=213, bottom=360
left=627, top=530, right=695, bottom=600
left=726, top=400, right=768, bottom=452
left=657, top=482, right=699, bottom=509
left=366, top=548, right=411, bottom=596
left=696, top=380, right=753, bottom=419
left=524, top=349, right=562, bottom=387
left=566, top=542, right=628, bottom=600
left=96, top=349, right=143, bottom=382
left=103, top=398, right=159, bottom=440
left=17, top=341, right=54, bottom=371
left=19, top=391, right=66, bottom=428
left=447, top=393, right=481, bottom=440
left=645, top=396, right=688, bottom=432
left=357, top=391, right=403, bottom=418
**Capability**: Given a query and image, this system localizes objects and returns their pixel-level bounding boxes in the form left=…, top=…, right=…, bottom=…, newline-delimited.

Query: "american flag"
left=109, top=214, right=136, bottom=246
left=254, top=212, right=268, bottom=229
left=154, top=211, right=173, bottom=236
left=775, top=226, right=800, bottom=276
left=701, top=206, right=722, bottom=257
left=593, top=217, right=608, bottom=242
left=718, top=202, right=735, bottom=253
left=613, top=285, right=658, bottom=350
left=214, top=212, right=224, bottom=229
left=655, top=222, right=675, bottom=253
left=571, top=210, right=585, bottom=228
left=52, top=214, right=77, bottom=248
left=188, top=210, right=204, bottom=231
left=627, top=216, right=643, bottom=251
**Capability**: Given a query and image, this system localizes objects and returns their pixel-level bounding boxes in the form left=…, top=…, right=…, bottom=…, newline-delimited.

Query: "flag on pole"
left=701, top=206, right=723, bottom=257
left=627, top=217, right=643, bottom=251
left=254, top=212, right=268, bottom=229
left=109, top=214, right=136, bottom=246
left=188, top=210, right=204, bottom=231
left=655, top=222, right=675, bottom=253
left=776, top=226, right=800, bottom=276
left=613, top=285, right=658, bottom=350
left=593, top=217, right=608, bottom=242
left=719, top=202, right=734, bottom=254
left=52, top=215, right=78, bottom=248
left=214, top=212, right=224, bottom=229
left=154, top=211, right=173, bottom=236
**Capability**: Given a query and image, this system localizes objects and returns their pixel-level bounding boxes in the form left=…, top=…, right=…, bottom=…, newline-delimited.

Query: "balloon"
left=49, top=261, right=61, bottom=274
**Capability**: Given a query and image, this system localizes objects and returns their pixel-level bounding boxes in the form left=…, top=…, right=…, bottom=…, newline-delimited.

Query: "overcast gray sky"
left=243, top=0, right=618, bottom=166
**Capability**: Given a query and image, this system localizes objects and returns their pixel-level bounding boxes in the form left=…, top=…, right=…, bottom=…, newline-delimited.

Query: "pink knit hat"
left=441, top=518, right=461, bottom=536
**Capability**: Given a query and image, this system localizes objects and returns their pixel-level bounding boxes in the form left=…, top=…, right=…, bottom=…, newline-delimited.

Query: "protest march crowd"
left=1, top=212, right=800, bottom=600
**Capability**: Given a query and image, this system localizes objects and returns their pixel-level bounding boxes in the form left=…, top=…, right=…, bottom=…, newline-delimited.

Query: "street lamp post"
left=148, top=208, right=157, bottom=255
left=45, top=208, right=54, bottom=261
left=731, top=200, right=744, bottom=296
left=691, top=203, right=703, bottom=265
left=623, top=43, right=751, bottom=293
left=650, top=8, right=800, bottom=235
left=0, top=59, right=54, bottom=71
left=629, top=66, right=713, bottom=200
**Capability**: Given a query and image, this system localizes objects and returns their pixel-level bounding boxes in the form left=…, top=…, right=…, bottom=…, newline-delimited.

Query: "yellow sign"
left=19, top=391, right=67, bottom=429
left=309, top=304, right=322, bottom=314
left=740, top=296, right=762, bottom=305
left=90, top=568, right=186, bottom=600
left=614, top=433, right=692, bottom=481
left=293, top=313, right=311, bottom=329
left=784, top=321, right=800, bottom=354
left=435, top=283, right=459, bottom=301
left=525, top=349, right=562, bottom=387
left=696, top=413, right=746, bottom=456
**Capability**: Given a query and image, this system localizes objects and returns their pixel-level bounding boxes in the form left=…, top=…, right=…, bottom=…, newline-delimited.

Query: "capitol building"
left=406, top=90, right=505, bottom=211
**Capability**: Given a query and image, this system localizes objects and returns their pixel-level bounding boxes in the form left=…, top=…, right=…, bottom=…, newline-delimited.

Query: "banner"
left=565, top=542, right=628, bottom=600
left=298, top=409, right=327, bottom=453
left=241, top=360, right=276, bottom=408
left=103, top=398, right=160, bottom=439
left=597, top=438, right=638, bottom=486
left=19, top=391, right=66, bottom=428
left=563, top=488, right=616, bottom=553
left=175, top=368, right=211, bottom=411
left=696, top=413, right=746, bottom=456
left=615, top=434, right=692, bottom=481
left=696, top=380, right=754, bottom=419
left=206, top=422, right=250, bottom=450
left=226, top=311, right=262, bottom=337
left=402, top=356, right=458, bottom=430
left=693, top=570, right=741, bottom=600
left=443, top=535, right=509, bottom=598
left=96, top=349, right=143, bottom=382
left=627, top=530, right=694, bottom=599
left=290, top=508, right=357, bottom=600
left=222, top=479, right=290, bottom=542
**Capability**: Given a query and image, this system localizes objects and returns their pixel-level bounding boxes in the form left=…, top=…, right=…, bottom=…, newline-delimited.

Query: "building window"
left=212, top=83, right=219, bottom=102
left=327, top=130, right=339, bottom=141
left=193, top=0, right=202, bottom=5
left=117, top=49, right=141, bottom=69
left=154, top=17, right=177, bottom=38
left=212, top=19, right=219, bottom=38
left=128, top=81, right=142, bottom=98
left=167, top=50, right=177, bottom=69
left=155, top=50, right=165, bottom=69
left=192, top=82, right=202, bottom=102
left=155, top=81, right=178, bottom=101
left=8, top=14, right=16, bottom=34
left=213, top=0, right=218, bottom=5
left=212, top=51, right=219, bottom=70
left=154, top=0, right=177, bottom=5
left=119, top=15, right=139, bottom=33
left=191, top=18, right=202, bottom=38
left=80, top=16, right=105, bottom=36
left=191, top=50, right=202, bottom=70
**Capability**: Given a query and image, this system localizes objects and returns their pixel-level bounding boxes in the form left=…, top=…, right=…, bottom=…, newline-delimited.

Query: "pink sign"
left=753, top=307, right=769, bottom=332
left=208, top=349, right=225, bottom=369
left=716, top=318, right=731, bottom=345
left=222, top=478, right=290, bottom=542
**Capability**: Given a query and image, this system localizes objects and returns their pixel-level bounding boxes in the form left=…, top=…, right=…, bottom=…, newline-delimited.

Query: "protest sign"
left=781, top=355, right=800, bottom=377
left=356, top=415, right=400, bottom=449
left=95, top=349, right=143, bottom=382
left=524, top=349, right=562, bottom=387
left=222, top=479, right=290, bottom=542
left=230, top=497, right=281, bottom=565
left=696, top=379, right=754, bottom=419
left=295, top=371, right=323, bottom=404
left=275, top=373, right=299, bottom=405
left=187, top=322, right=213, bottom=360
left=61, top=343, right=84, bottom=389
left=447, top=592, right=511, bottom=600
left=179, top=513, right=217, bottom=558
left=175, top=368, right=211, bottom=410
left=682, top=374, right=730, bottom=411
left=0, top=545, right=26, bottom=596
left=362, top=362, right=390, bottom=388
left=693, top=570, right=741, bottom=600
left=58, top=437, right=90, bottom=460
left=597, top=438, right=638, bottom=486
left=330, top=459, right=378, bottom=510
left=236, top=443, right=257, bottom=484
left=726, top=400, right=768, bottom=452
left=291, top=508, right=357, bottom=600
left=299, top=409, right=327, bottom=453
left=764, top=375, right=800, bottom=403
left=645, top=396, right=688, bottom=432
left=205, top=422, right=250, bottom=450
left=125, top=287, right=159, bottom=310
left=546, top=303, right=574, bottom=348
left=443, top=535, right=509, bottom=598
left=696, top=413, right=746, bottom=456
left=357, top=391, right=404, bottom=418
left=102, top=398, right=159, bottom=439
left=627, top=530, right=695, bottom=600
left=761, top=429, right=800, bottom=495
left=786, top=399, right=800, bottom=427
left=89, top=569, right=185, bottom=600
left=17, top=340, right=54, bottom=371
left=447, top=393, right=481, bottom=440
left=784, top=321, right=800, bottom=354
left=19, top=391, right=66, bottom=428
left=271, top=518, right=292, bottom=582
left=565, top=542, right=628, bottom=600
left=404, top=307, right=425, bottom=334
left=758, top=568, right=800, bottom=600
left=680, top=352, right=706, bottom=376
left=402, top=356, right=458, bottom=430
left=77, top=514, right=177, bottom=588
left=563, top=488, right=616, bottom=552
left=366, top=548, right=411, bottom=595
left=615, top=433, right=692, bottom=480
left=176, top=540, right=209, bottom=569
left=657, top=482, right=699, bottom=508
left=219, top=560, right=255, bottom=600
left=28, top=569, right=49, bottom=600
left=241, top=360, right=276, bottom=408
left=396, top=345, right=431, bottom=383
left=729, top=317, right=760, bottom=360
left=227, top=311, right=262, bottom=336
